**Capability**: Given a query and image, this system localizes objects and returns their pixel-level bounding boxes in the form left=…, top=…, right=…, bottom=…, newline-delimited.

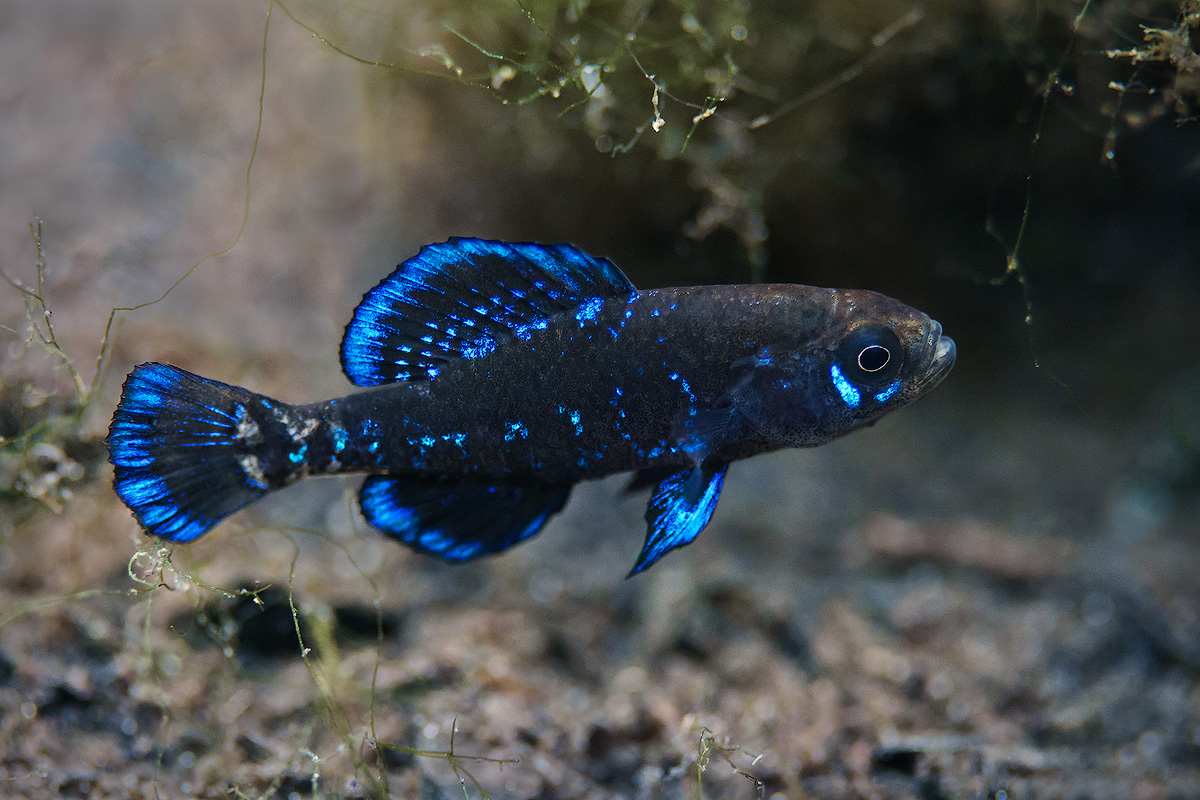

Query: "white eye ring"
left=857, top=345, right=891, bottom=373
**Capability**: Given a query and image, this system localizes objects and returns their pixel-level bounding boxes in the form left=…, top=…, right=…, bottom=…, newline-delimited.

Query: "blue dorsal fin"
left=359, top=475, right=572, bottom=561
left=341, top=238, right=637, bottom=386
left=629, top=463, right=729, bottom=576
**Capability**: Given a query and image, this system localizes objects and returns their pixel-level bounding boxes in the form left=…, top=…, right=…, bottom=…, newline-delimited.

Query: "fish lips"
left=923, top=321, right=956, bottom=388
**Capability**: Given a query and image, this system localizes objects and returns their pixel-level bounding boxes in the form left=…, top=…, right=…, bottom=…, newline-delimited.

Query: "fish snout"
left=929, top=324, right=956, bottom=381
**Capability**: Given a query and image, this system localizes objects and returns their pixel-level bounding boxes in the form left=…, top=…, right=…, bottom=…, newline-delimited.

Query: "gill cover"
left=727, top=350, right=827, bottom=446
left=726, top=322, right=912, bottom=446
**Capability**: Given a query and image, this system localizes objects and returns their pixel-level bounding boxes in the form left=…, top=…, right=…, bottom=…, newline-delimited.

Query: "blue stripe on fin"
left=359, top=474, right=572, bottom=561
left=340, top=238, right=638, bottom=386
left=629, top=463, right=729, bottom=576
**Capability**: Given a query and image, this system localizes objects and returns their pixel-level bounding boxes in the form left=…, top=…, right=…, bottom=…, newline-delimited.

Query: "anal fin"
left=630, top=463, right=729, bottom=576
left=359, top=475, right=571, bottom=561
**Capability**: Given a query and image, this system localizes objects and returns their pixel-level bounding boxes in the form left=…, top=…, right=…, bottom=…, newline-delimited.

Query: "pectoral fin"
left=629, top=463, right=728, bottom=576
left=360, top=475, right=571, bottom=561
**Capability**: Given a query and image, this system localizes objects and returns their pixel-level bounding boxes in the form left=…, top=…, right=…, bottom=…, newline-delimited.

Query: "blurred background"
left=1, top=0, right=1198, bottom=797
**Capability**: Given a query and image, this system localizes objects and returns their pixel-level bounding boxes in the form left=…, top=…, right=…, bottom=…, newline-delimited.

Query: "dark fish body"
left=108, top=239, right=955, bottom=574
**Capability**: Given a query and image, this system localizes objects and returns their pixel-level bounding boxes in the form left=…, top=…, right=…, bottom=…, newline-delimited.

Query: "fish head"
left=729, top=288, right=955, bottom=447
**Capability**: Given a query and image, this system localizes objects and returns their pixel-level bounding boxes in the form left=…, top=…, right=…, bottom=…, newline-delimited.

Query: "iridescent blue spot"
left=504, top=421, right=529, bottom=442
left=420, top=435, right=436, bottom=447
left=830, top=364, right=861, bottom=409
left=575, top=296, right=603, bottom=324
left=460, top=338, right=496, bottom=359
left=512, top=318, right=549, bottom=341
left=874, top=380, right=901, bottom=403
left=368, top=441, right=381, bottom=453
left=568, top=410, right=583, bottom=436
left=331, top=427, right=349, bottom=453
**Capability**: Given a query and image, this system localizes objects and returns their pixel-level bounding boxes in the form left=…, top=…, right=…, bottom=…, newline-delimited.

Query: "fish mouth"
left=913, top=319, right=955, bottom=392
left=933, top=333, right=955, bottom=368
left=927, top=325, right=956, bottom=383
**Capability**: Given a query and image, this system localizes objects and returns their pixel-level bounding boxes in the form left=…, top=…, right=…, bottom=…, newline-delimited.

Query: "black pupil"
left=858, top=345, right=890, bottom=373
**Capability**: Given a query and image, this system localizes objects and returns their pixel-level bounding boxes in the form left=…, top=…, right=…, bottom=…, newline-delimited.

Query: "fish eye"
left=837, top=325, right=903, bottom=389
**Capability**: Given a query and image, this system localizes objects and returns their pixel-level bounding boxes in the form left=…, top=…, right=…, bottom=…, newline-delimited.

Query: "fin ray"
left=630, top=463, right=729, bottom=575
left=359, top=475, right=571, bottom=560
left=340, top=238, right=637, bottom=386
left=107, top=364, right=275, bottom=542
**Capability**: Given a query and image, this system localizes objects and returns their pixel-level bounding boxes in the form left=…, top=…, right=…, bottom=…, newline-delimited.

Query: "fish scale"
left=107, top=237, right=955, bottom=575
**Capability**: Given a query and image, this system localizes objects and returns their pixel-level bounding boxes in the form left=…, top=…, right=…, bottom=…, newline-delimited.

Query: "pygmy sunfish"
left=107, top=238, right=955, bottom=575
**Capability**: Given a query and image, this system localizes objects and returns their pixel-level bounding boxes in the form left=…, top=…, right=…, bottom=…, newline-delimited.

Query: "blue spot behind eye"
left=874, top=380, right=901, bottom=403
left=830, top=364, right=861, bottom=409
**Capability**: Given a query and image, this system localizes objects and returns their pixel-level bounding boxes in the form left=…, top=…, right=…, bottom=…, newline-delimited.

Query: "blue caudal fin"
left=629, top=463, right=729, bottom=576
left=359, top=475, right=571, bottom=561
left=106, top=363, right=276, bottom=542
left=340, top=238, right=637, bottom=386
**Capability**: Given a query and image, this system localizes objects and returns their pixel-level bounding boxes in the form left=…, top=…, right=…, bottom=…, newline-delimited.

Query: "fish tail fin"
left=106, top=363, right=296, bottom=542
